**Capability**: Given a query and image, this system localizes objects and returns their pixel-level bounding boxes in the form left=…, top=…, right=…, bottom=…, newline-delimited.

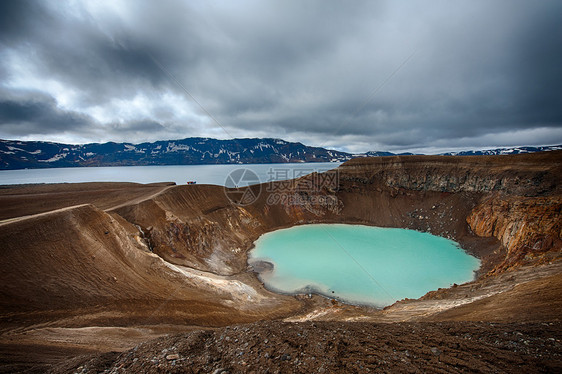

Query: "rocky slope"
left=51, top=321, right=562, bottom=374
left=0, top=202, right=299, bottom=324
left=468, top=195, right=562, bottom=273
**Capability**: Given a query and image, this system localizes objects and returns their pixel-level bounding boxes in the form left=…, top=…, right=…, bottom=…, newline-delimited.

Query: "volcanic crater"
left=0, top=152, right=560, bottom=373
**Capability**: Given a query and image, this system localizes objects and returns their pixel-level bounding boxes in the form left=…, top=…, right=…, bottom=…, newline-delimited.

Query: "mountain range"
left=0, top=137, right=560, bottom=170
left=440, top=145, right=562, bottom=156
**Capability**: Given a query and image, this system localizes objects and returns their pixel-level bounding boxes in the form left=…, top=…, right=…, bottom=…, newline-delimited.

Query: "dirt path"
left=0, top=204, right=91, bottom=226
left=0, top=182, right=175, bottom=220
left=105, top=185, right=175, bottom=211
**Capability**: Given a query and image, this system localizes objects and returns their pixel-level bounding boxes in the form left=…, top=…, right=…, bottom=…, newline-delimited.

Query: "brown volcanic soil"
left=0, top=182, right=175, bottom=221
left=427, top=272, right=562, bottom=322
left=0, top=151, right=560, bottom=372
left=51, top=321, right=562, bottom=374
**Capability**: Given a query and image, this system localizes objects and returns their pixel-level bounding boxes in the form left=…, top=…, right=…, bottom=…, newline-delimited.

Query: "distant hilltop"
left=0, top=137, right=560, bottom=170
left=440, top=145, right=562, bottom=156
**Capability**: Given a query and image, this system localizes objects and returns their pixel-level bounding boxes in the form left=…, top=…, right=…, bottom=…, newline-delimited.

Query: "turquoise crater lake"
left=249, top=224, right=480, bottom=307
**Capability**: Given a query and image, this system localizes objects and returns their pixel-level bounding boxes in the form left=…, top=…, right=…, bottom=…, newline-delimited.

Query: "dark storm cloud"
left=0, top=0, right=38, bottom=43
left=108, top=119, right=166, bottom=133
left=509, top=5, right=562, bottom=126
left=0, top=91, right=93, bottom=136
left=0, top=0, right=560, bottom=152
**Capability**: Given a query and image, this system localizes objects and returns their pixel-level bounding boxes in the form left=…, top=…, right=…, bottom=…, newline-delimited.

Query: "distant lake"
left=0, top=162, right=341, bottom=186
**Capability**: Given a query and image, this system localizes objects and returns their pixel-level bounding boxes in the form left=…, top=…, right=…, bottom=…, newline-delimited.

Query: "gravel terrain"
left=53, top=321, right=562, bottom=374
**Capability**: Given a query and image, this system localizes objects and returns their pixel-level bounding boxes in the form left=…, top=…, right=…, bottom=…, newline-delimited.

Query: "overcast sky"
left=0, top=0, right=561, bottom=153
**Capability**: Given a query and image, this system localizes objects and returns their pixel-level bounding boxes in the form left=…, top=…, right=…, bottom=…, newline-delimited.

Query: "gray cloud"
left=0, top=0, right=561, bottom=152
left=0, top=90, right=94, bottom=136
left=108, top=119, right=166, bottom=133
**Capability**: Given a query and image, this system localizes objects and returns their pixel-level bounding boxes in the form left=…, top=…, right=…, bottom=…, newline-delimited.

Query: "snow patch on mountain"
left=39, top=153, right=68, bottom=162
left=166, top=142, right=192, bottom=152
